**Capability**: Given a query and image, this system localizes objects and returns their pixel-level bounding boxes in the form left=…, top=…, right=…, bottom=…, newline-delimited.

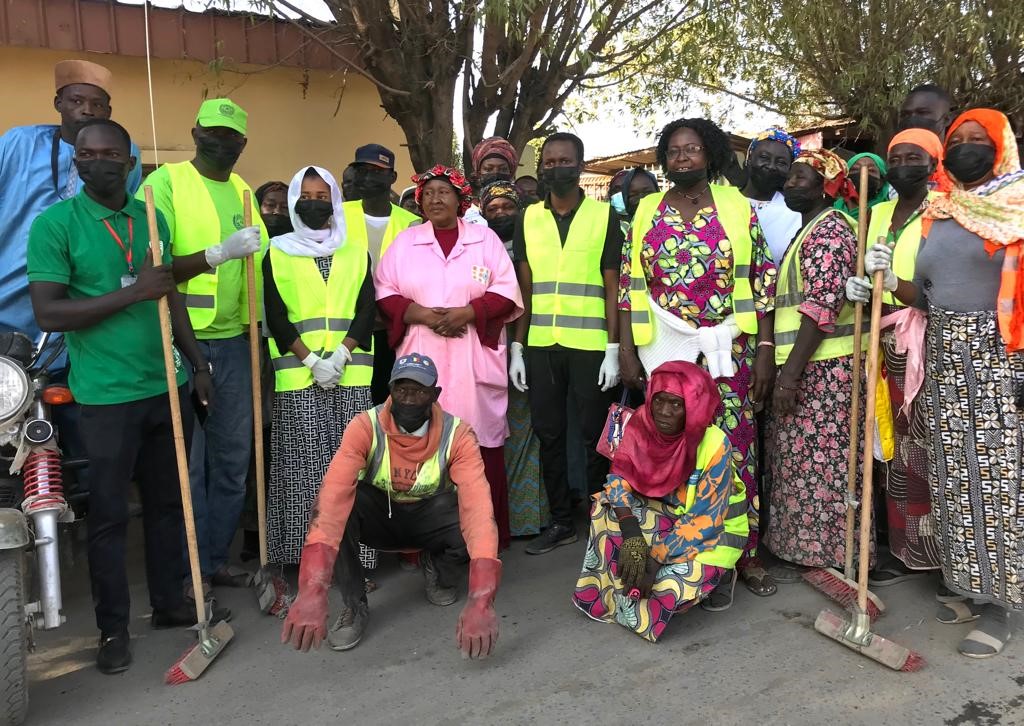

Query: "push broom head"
left=803, top=568, right=885, bottom=621
left=814, top=608, right=924, bottom=672
left=165, top=620, right=235, bottom=685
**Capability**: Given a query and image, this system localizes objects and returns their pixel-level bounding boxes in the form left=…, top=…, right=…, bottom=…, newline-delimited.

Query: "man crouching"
left=281, top=353, right=501, bottom=658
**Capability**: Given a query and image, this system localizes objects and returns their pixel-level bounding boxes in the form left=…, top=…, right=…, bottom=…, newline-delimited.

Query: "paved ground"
left=24, top=517, right=1024, bottom=726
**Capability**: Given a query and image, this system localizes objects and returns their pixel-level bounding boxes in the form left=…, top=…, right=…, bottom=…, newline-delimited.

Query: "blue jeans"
left=187, top=335, right=253, bottom=577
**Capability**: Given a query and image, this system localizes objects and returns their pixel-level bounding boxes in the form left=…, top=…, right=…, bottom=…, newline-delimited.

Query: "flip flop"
left=959, top=615, right=1011, bottom=659
left=868, top=563, right=928, bottom=588
left=701, top=569, right=738, bottom=612
left=741, top=566, right=778, bottom=597
left=767, top=563, right=808, bottom=584
left=936, top=600, right=980, bottom=624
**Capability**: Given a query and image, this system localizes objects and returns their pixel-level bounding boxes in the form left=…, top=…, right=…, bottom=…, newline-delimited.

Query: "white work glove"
left=597, top=343, right=621, bottom=392
left=205, top=226, right=261, bottom=268
left=302, top=352, right=339, bottom=390
left=698, top=318, right=739, bottom=379
left=330, top=344, right=352, bottom=377
left=509, top=342, right=528, bottom=393
left=845, top=276, right=873, bottom=304
left=864, top=243, right=898, bottom=292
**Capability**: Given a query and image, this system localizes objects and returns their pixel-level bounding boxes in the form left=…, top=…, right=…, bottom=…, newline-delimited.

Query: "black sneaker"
left=327, top=603, right=369, bottom=651
left=525, top=523, right=578, bottom=555
left=421, top=552, right=457, bottom=606
left=151, top=603, right=232, bottom=629
left=96, top=632, right=131, bottom=674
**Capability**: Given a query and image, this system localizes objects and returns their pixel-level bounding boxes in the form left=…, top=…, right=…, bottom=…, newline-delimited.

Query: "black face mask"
left=262, top=214, right=293, bottom=238
left=749, top=166, right=788, bottom=193
left=76, top=159, right=127, bottom=197
left=391, top=400, right=433, bottom=432
left=487, top=215, right=516, bottom=242
left=783, top=187, right=823, bottom=213
left=898, top=114, right=943, bottom=135
left=863, top=178, right=883, bottom=200
left=354, top=169, right=392, bottom=198
left=196, top=136, right=244, bottom=170
left=666, top=168, right=707, bottom=188
left=540, top=167, right=580, bottom=197
left=945, top=143, right=996, bottom=185
left=294, top=199, right=333, bottom=230
left=887, top=165, right=932, bottom=196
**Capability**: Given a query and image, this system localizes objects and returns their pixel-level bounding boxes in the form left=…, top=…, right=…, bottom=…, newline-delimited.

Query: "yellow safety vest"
left=523, top=197, right=610, bottom=351
left=266, top=243, right=373, bottom=391
left=626, top=186, right=759, bottom=345
left=865, top=196, right=936, bottom=306
left=359, top=407, right=460, bottom=502
left=341, top=200, right=420, bottom=259
left=163, top=161, right=265, bottom=331
left=774, top=208, right=866, bottom=365
left=676, top=425, right=750, bottom=569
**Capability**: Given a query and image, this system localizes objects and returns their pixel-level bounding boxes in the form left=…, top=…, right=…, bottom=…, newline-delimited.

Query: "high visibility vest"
left=626, top=186, right=759, bottom=345
left=341, top=200, right=420, bottom=259
left=523, top=197, right=610, bottom=351
left=358, top=406, right=460, bottom=502
left=865, top=196, right=936, bottom=306
left=266, top=243, right=373, bottom=391
left=163, top=161, right=265, bottom=331
left=774, top=208, right=866, bottom=365
left=675, top=425, right=750, bottom=569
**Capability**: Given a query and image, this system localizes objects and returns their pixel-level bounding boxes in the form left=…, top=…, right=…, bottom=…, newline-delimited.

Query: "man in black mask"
left=741, top=128, right=803, bottom=265
left=510, top=131, right=623, bottom=555
left=140, top=98, right=267, bottom=601
left=341, top=144, right=421, bottom=404
left=898, top=84, right=953, bottom=140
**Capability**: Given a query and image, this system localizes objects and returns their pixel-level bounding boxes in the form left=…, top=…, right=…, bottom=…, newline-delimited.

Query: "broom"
left=143, top=188, right=234, bottom=684
left=242, top=190, right=291, bottom=617
left=802, top=165, right=884, bottom=620
left=813, top=264, right=924, bottom=672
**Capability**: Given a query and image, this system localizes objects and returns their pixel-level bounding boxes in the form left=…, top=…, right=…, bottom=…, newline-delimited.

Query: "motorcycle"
left=0, top=331, right=87, bottom=725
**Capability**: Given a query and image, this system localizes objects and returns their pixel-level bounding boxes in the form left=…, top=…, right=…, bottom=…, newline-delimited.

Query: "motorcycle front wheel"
left=0, top=551, right=27, bottom=725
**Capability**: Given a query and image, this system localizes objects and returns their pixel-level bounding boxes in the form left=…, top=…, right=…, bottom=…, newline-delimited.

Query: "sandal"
left=767, top=563, right=808, bottom=584
left=701, top=569, right=738, bottom=612
left=740, top=566, right=778, bottom=597
left=936, top=600, right=980, bottom=624
left=211, top=565, right=254, bottom=588
left=936, top=583, right=962, bottom=603
left=959, top=608, right=1011, bottom=659
left=868, top=562, right=927, bottom=588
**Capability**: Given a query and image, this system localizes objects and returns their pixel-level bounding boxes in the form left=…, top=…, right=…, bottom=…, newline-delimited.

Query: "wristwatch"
left=193, top=361, right=214, bottom=376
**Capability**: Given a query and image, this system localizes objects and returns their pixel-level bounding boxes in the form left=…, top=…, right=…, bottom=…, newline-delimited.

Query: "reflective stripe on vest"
left=627, top=186, right=759, bottom=346
left=163, top=161, right=265, bottom=331
left=523, top=197, right=610, bottom=351
left=774, top=208, right=866, bottom=365
left=670, top=425, right=750, bottom=569
left=341, top=200, right=420, bottom=260
left=865, top=197, right=934, bottom=307
left=359, top=407, right=460, bottom=501
left=266, top=242, right=373, bottom=391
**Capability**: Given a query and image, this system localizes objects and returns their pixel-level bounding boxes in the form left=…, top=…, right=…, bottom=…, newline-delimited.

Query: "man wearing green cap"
left=138, top=98, right=266, bottom=596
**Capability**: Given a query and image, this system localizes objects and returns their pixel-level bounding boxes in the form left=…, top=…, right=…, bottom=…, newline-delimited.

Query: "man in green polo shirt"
left=27, top=119, right=222, bottom=674
left=139, top=99, right=266, bottom=594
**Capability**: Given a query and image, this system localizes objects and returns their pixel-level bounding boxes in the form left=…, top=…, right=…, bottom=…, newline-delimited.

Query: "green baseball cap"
left=196, top=98, right=248, bottom=135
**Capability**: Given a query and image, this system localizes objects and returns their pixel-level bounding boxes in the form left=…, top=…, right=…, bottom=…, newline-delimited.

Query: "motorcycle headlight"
left=0, top=356, right=30, bottom=425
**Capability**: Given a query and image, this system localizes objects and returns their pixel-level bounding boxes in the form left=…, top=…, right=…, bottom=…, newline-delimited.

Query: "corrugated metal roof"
left=0, top=0, right=356, bottom=70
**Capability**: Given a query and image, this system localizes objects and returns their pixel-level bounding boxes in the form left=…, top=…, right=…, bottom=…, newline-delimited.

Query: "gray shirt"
left=913, top=218, right=1004, bottom=312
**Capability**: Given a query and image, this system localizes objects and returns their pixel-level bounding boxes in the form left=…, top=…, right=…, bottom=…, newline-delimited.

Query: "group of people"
left=1, top=57, right=1022, bottom=672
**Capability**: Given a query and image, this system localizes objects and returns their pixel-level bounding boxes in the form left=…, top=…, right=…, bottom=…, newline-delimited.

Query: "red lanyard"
left=102, top=217, right=134, bottom=274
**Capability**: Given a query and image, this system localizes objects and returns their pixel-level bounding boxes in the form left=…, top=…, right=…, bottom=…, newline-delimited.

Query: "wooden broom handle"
left=242, top=191, right=269, bottom=567
left=143, top=186, right=206, bottom=626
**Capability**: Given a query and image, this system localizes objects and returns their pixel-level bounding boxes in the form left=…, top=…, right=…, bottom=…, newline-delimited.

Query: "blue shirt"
left=0, top=124, right=143, bottom=367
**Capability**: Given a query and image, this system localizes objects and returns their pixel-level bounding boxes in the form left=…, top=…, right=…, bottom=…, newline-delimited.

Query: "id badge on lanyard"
left=103, top=217, right=137, bottom=287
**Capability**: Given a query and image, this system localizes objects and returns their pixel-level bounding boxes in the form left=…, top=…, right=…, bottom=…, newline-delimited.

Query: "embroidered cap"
left=389, top=353, right=438, bottom=387
left=196, top=98, right=248, bottom=135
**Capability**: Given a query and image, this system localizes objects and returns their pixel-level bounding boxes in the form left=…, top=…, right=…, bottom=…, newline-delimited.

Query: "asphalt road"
left=24, top=517, right=1024, bottom=726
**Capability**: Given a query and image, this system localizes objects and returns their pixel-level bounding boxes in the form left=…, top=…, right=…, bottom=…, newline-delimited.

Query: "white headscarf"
left=270, top=165, right=347, bottom=257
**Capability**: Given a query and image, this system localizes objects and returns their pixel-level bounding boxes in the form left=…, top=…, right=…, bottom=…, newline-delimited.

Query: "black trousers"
left=526, top=346, right=616, bottom=528
left=79, top=387, right=191, bottom=635
left=335, top=483, right=468, bottom=608
left=370, top=329, right=396, bottom=406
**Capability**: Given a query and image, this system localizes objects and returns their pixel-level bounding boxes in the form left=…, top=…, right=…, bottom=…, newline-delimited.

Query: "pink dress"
left=375, top=220, right=524, bottom=447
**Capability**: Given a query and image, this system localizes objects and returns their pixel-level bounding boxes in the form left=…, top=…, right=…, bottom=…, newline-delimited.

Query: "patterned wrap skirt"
left=924, top=304, right=1024, bottom=609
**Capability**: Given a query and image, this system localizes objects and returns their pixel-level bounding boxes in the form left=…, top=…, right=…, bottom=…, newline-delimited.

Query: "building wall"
left=0, top=46, right=415, bottom=190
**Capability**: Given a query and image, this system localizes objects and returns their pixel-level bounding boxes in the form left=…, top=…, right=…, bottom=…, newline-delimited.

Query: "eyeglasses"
left=666, top=144, right=705, bottom=160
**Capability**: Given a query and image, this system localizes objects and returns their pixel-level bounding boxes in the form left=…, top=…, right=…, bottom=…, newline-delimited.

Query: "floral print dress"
left=618, top=199, right=776, bottom=566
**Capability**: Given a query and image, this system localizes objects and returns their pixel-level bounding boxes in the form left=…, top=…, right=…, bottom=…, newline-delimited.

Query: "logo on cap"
left=220, top=104, right=235, bottom=117
left=379, top=154, right=389, bottom=163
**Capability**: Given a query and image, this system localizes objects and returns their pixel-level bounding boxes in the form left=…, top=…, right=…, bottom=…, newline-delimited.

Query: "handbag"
left=596, top=389, right=636, bottom=461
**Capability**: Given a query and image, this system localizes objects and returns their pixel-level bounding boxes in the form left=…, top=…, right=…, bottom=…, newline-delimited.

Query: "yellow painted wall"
left=0, top=46, right=415, bottom=190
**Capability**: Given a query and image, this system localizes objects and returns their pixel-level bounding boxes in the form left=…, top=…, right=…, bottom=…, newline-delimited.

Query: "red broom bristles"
left=802, top=568, right=884, bottom=621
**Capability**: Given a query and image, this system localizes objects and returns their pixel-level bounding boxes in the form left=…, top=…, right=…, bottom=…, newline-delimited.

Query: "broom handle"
left=857, top=267, right=885, bottom=612
left=242, top=191, right=269, bottom=568
left=144, top=187, right=206, bottom=627
left=844, top=165, right=870, bottom=580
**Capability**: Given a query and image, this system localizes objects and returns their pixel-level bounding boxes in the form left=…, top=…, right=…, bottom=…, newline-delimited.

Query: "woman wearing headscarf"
left=766, top=149, right=871, bottom=578
left=376, top=166, right=524, bottom=550
left=742, top=128, right=803, bottom=265
left=618, top=118, right=777, bottom=605
left=863, top=109, right=1024, bottom=658
left=834, top=152, right=890, bottom=219
left=255, top=180, right=292, bottom=238
left=846, top=129, right=946, bottom=581
left=610, top=168, right=660, bottom=234
left=263, top=166, right=375, bottom=566
left=572, top=361, right=748, bottom=642
left=465, top=136, right=519, bottom=227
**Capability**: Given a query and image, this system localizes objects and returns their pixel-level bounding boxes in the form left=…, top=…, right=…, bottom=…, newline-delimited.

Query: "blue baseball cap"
left=389, top=353, right=438, bottom=387
left=353, top=143, right=395, bottom=169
